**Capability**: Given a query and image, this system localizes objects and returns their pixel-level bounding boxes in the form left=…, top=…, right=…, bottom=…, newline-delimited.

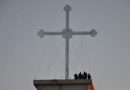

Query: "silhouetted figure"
left=88, top=73, right=91, bottom=79
left=78, top=72, right=83, bottom=79
left=74, top=74, right=78, bottom=79
left=83, top=71, right=87, bottom=79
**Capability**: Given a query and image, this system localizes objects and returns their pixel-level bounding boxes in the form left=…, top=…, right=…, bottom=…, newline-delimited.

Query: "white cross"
left=37, top=5, right=97, bottom=79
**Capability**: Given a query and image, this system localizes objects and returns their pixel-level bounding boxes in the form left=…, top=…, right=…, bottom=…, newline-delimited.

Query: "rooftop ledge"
left=33, top=79, right=91, bottom=88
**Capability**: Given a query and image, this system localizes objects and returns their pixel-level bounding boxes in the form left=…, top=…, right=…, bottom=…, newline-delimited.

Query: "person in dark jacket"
left=88, top=73, right=91, bottom=79
left=83, top=71, right=87, bottom=79
left=74, top=74, right=78, bottom=79
left=78, top=72, right=83, bottom=79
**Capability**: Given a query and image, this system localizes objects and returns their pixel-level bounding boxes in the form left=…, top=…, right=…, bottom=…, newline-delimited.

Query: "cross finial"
left=64, top=5, right=72, bottom=11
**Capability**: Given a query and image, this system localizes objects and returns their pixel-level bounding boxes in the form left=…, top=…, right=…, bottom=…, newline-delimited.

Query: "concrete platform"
left=33, top=79, right=91, bottom=90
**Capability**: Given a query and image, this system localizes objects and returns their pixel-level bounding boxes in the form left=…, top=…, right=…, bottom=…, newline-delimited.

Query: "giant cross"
left=37, top=5, right=97, bottom=79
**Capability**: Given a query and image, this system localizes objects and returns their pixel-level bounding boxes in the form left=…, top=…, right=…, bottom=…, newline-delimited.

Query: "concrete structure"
left=33, top=79, right=91, bottom=90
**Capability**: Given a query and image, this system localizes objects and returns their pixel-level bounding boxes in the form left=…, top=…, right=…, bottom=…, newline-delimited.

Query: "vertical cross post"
left=64, top=5, right=71, bottom=79
left=37, top=5, right=97, bottom=79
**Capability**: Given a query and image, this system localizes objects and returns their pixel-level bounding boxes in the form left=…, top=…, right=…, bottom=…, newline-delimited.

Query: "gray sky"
left=0, top=0, right=130, bottom=90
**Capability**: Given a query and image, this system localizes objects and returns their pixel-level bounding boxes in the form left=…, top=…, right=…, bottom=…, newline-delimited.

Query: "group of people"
left=74, top=71, right=91, bottom=80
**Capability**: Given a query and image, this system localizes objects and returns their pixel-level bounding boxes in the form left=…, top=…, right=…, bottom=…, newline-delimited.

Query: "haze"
left=0, top=0, right=130, bottom=90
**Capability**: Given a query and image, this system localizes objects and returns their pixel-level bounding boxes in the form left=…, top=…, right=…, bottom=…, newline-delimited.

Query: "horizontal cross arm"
left=72, top=29, right=97, bottom=37
left=72, top=31, right=91, bottom=35
left=44, top=31, right=63, bottom=35
left=37, top=30, right=63, bottom=38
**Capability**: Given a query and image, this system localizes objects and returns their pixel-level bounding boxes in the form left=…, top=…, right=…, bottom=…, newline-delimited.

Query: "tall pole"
left=64, top=5, right=71, bottom=79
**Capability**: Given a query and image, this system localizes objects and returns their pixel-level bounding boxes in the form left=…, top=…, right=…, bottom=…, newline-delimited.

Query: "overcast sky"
left=0, top=0, right=130, bottom=90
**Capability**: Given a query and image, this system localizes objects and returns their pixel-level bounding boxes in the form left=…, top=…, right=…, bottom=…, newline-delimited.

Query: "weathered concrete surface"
left=33, top=79, right=91, bottom=90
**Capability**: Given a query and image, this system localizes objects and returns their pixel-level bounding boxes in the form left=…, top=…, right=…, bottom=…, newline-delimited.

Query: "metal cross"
left=37, top=5, right=97, bottom=79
